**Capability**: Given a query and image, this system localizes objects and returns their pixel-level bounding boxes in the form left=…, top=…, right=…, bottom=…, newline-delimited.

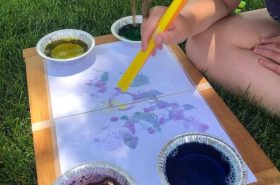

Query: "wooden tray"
left=23, top=35, right=280, bottom=185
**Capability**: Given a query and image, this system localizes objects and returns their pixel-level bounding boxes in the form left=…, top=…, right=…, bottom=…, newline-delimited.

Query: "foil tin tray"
left=158, top=133, right=247, bottom=185
left=53, top=162, right=137, bottom=185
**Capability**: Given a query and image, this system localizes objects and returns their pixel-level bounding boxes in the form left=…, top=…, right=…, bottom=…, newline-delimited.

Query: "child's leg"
left=186, top=9, right=280, bottom=113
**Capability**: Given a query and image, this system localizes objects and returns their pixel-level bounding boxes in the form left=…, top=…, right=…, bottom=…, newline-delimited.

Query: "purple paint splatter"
left=86, top=82, right=93, bottom=86
left=147, top=127, right=156, bottom=134
left=125, top=120, right=136, bottom=135
left=110, top=117, right=119, bottom=122
left=98, top=87, right=106, bottom=93
left=95, top=81, right=105, bottom=88
left=92, top=72, right=109, bottom=94
left=143, top=107, right=154, bottom=112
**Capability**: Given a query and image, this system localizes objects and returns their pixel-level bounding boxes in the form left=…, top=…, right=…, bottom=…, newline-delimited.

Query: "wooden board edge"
left=23, top=51, right=61, bottom=184
left=43, top=60, right=62, bottom=180
left=23, top=54, right=52, bottom=122
left=32, top=122, right=60, bottom=185
left=250, top=167, right=280, bottom=185
left=23, top=48, right=37, bottom=59
left=95, top=34, right=119, bottom=45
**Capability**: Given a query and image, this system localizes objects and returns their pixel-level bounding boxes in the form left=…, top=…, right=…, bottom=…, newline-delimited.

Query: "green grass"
left=0, top=0, right=279, bottom=184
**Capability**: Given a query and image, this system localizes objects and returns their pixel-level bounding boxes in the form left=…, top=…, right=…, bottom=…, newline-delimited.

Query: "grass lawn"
left=0, top=0, right=279, bottom=184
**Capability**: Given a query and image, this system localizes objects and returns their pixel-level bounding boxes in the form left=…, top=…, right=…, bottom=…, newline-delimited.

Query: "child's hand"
left=141, top=6, right=189, bottom=55
left=254, top=36, right=280, bottom=76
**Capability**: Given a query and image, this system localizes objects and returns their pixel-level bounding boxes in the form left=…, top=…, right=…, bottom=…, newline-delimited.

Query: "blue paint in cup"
left=166, top=142, right=232, bottom=185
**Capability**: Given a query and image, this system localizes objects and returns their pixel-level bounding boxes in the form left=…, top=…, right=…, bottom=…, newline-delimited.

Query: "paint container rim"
left=36, top=29, right=95, bottom=63
left=53, top=161, right=137, bottom=185
left=111, top=15, right=142, bottom=44
left=158, top=133, right=247, bottom=185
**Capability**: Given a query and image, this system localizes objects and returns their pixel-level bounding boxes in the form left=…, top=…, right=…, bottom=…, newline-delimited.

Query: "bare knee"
left=185, top=34, right=211, bottom=73
left=185, top=24, right=222, bottom=74
left=184, top=15, right=230, bottom=73
left=185, top=9, right=280, bottom=74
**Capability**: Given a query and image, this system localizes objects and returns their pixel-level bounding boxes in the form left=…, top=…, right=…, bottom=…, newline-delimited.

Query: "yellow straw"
left=117, top=0, right=187, bottom=92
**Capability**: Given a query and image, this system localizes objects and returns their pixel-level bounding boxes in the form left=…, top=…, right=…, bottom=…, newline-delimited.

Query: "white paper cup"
left=111, top=15, right=143, bottom=45
left=36, top=29, right=95, bottom=63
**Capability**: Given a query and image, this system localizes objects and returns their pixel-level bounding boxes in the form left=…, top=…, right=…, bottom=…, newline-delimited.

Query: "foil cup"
left=36, top=29, right=95, bottom=63
left=158, top=133, right=247, bottom=185
left=53, top=162, right=137, bottom=185
left=111, top=15, right=143, bottom=45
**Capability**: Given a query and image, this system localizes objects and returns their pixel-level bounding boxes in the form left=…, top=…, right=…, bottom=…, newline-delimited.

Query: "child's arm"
left=180, top=0, right=240, bottom=37
left=141, top=0, right=240, bottom=51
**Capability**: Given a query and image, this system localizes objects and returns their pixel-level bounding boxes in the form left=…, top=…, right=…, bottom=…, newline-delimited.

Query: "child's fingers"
left=141, top=20, right=156, bottom=51
left=259, top=58, right=280, bottom=75
left=156, top=44, right=163, bottom=50
left=261, top=36, right=280, bottom=44
left=156, top=29, right=177, bottom=45
left=141, top=6, right=167, bottom=51
left=254, top=47, right=280, bottom=64
left=154, top=35, right=164, bottom=46
left=256, top=43, right=280, bottom=53
left=151, top=49, right=156, bottom=56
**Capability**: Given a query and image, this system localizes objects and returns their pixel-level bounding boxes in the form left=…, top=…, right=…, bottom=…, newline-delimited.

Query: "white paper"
left=46, top=42, right=194, bottom=118
left=46, top=41, right=256, bottom=184
left=54, top=91, right=256, bottom=184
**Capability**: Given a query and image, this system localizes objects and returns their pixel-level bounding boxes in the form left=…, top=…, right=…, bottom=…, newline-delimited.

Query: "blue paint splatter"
left=132, top=90, right=163, bottom=100
left=100, top=72, right=109, bottom=82
left=131, top=73, right=149, bottom=87
left=183, top=104, right=194, bottom=110
left=123, top=132, right=138, bottom=149
left=121, top=115, right=129, bottom=121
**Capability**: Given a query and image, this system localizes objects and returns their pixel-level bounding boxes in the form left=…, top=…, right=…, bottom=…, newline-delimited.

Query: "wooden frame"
left=23, top=35, right=280, bottom=185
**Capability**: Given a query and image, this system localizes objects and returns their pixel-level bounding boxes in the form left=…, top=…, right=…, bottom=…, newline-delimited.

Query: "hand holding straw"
left=117, top=0, right=187, bottom=92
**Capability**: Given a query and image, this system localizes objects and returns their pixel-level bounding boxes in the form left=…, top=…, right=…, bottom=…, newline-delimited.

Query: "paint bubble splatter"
left=123, top=133, right=138, bottom=149
left=198, top=124, right=209, bottom=132
left=110, top=117, right=119, bottom=122
left=98, top=86, right=106, bottom=93
left=125, top=121, right=136, bottom=135
left=121, top=115, right=129, bottom=120
left=85, top=82, right=93, bottom=86
left=143, top=107, right=154, bottom=112
left=147, top=127, right=156, bottom=134
left=183, top=104, right=194, bottom=110
left=132, top=90, right=163, bottom=100
left=131, top=73, right=149, bottom=87
left=95, top=81, right=105, bottom=88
